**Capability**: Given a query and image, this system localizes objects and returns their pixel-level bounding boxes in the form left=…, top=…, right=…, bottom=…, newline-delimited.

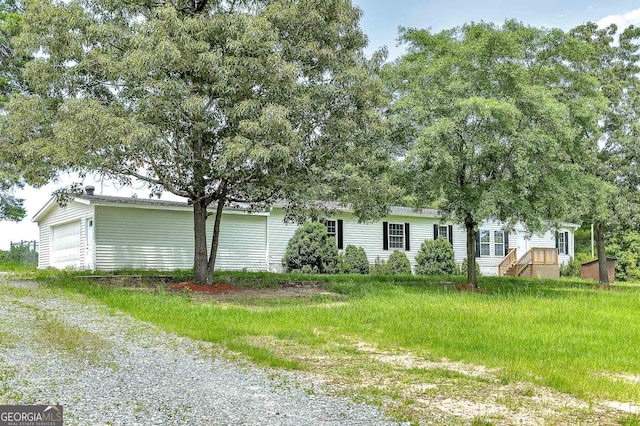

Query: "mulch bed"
left=167, top=282, right=243, bottom=294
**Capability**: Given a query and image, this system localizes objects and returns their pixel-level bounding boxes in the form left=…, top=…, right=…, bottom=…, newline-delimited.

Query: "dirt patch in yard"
left=167, top=281, right=242, bottom=294
left=189, top=286, right=346, bottom=305
left=242, top=335, right=628, bottom=425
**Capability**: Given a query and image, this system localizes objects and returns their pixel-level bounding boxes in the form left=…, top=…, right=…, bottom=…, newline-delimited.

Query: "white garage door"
left=52, top=221, right=81, bottom=269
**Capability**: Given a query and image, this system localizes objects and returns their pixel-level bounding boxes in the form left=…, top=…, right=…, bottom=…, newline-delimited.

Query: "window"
left=558, top=232, right=566, bottom=255
left=388, top=223, right=405, bottom=250
left=323, top=220, right=337, bottom=240
left=480, top=230, right=490, bottom=256
left=438, top=226, right=448, bottom=241
left=323, top=219, right=344, bottom=249
left=494, top=231, right=504, bottom=257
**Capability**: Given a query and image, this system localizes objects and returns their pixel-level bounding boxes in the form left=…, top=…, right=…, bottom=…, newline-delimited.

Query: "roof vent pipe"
left=85, top=186, right=95, bottom=196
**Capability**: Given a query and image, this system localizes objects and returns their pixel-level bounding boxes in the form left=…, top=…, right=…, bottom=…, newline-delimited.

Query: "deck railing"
left=497, top=248, right=517, bottom=276
left=514, top=248, right=558, bottom=277
left=530, top=248, right=558, bottom=265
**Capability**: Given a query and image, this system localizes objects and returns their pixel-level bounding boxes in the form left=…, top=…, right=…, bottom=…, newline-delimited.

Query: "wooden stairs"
left=498, top=248, right=559, bottom=279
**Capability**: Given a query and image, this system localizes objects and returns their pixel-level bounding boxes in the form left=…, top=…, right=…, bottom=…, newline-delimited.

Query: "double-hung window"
left=438, top=226, right=448, bottom=241
left=322, top=219, right=344, bottom=249
left=480, top=230, right=491, bottom=256
left=494, top=231, right=505, bottom=257
left=558, top=232, right=566, bottom=255
left=324, top=220, right=337, bottom=240
left=388, top=223, right=405, bottom=250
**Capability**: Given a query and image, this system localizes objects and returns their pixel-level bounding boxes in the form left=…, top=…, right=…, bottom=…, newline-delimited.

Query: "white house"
left=32, top=192, right=578, bottom=276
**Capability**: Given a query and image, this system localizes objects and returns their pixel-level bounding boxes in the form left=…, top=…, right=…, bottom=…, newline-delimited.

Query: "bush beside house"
left=387, top=251, right=412, bottom=275
left=339, top=245, right=370, bottom=274
left=283, top=222, right=338, bottom=274
left=415, top=239, right=456, bottom=275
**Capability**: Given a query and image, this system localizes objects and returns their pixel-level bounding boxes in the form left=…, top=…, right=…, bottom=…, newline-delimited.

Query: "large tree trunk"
left=193, top=198, right=210, bottom=285
left=206, top=197, right=225, bottom=280
left=594, top=220, right=609, bottom=286
left=465, top=213, right=478, bottom=288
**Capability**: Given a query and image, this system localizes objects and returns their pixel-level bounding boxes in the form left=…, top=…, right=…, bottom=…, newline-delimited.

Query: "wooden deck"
left=499, top=248, right=559, bottom=279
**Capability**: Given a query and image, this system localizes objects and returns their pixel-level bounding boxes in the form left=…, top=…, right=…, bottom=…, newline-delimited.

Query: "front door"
left=516, top=231, right=529, bottom=260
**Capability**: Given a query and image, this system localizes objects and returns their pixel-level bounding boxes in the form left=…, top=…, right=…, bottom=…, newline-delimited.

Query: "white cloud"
left=597, top=8, right=640, bottom=29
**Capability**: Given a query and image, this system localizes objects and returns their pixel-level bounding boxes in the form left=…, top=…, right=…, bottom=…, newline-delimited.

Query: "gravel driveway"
left=0, top=280, right=400, bottom=425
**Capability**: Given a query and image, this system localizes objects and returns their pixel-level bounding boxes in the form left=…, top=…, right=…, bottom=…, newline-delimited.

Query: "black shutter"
left=504, top=232, right=509, bottom=251
left=405, top=223, right=410, bottom=251
left=475, top=231, right=480, bottom=258
left=383, top=222, right=388, bottom=251
left=337, top=220, right=344, bottom=250
left=564, top=231, right=569, bottom=255
left=555, top=232, right=559, bottom=251
left=433, top=224, right=439, bottom=240
left=448, top=225, right=453, bottom=245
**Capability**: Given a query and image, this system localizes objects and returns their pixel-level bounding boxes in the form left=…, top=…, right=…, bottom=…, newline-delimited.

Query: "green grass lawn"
left=35, top=271, right=640, bottom=408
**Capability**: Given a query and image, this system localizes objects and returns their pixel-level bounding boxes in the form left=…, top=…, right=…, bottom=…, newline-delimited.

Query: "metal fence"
left=6, top=240, right=39, bottom=265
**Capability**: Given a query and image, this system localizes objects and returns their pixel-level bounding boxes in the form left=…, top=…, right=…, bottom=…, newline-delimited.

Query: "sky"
left=2, top=0, right=640, bottom=250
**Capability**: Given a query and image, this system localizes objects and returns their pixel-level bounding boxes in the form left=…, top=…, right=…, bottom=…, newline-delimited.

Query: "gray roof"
left=78, top=194, right=191, bottom=208
left=80, top=195, right=442, bottom=218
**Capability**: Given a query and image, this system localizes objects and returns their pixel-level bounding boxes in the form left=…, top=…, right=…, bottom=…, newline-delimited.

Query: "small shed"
left=581, top=258, right=616, bottom=282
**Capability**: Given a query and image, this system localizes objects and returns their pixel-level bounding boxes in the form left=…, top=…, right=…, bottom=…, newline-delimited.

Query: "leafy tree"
left=606, top=232, right=640, bottom=282
left=0, top=0, right=24, bottom=106
left=415, top=238, right=455, bottom=276
left=386, top=250, right=411, bottom=275
left=0, top=177, right=24, bottom=220
left=340, top=245, right=369, bottom=274
left=10, top=0, right=389, bottom=283
left=385, top=21, right=605, bottom=287
left=568, top=23, right=640, bottom=285
left=283, top=222, right=338, bottom=274
left=0, top=0, right=28, bottom=221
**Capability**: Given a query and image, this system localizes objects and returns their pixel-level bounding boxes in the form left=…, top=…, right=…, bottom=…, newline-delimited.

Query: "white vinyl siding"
left=35, top=199, right=576, bottom=276
left=267, top=211, right=302, bottom=272
left=36, top=201, right=94, bottom=269
left=527, top=229, right=573, bottom=266
left=268, top=209, right=464, bottom=273
left=95, top=206, right=267, bottom=271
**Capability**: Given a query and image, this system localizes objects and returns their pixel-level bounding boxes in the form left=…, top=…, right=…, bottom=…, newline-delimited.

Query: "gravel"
left=0, top=280, right=401, bottom=425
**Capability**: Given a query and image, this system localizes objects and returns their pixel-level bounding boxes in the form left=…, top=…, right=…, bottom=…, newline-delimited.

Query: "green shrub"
left=387, top=251, right=412, bottom=275
left=458, top=258, right=481, bottom=277
left=370, top=257, right=389, bottom=275
left=606, top=232, right=640, bottom=281
left=560, top=257, right=581, bottom=278
left=283, top=222, right=338, bottom=274
left=415, top=239, right=456, bottom=275
left=341, top=245, right=369, bottom=274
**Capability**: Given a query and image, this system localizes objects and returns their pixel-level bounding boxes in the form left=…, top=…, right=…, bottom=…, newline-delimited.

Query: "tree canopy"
left=568, top=22, right=640, bottom=285
left=385, top=21, right=606, bottom=287
left=0, top=0, right=27, bottom=221
left=9, top=0, right=390, bottom=282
